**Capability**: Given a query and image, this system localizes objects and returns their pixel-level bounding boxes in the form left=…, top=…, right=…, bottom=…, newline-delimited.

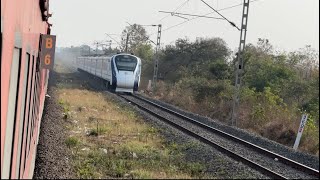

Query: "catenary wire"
left=159, top=0, right=190, bottom=22
left=155, top=0, right=260, bottom=34
left=201, top=0, right=240, bottom=30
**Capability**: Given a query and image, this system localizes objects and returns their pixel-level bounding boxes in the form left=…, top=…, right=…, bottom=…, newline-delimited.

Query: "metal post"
left=95, top=42, right=98, bottom=55
left=293, top=114, right=308, bottom=151
left=231, top=0, right=250, bottom=126
left=125, top=33, right=130, bottom=53
left=152, top=24, right=162, bottom=92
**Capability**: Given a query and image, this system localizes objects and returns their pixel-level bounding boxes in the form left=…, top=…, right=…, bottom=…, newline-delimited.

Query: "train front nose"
left=116, top=71, right=134, bottom=92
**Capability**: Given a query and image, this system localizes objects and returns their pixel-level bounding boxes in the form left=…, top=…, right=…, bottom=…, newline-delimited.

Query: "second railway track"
left=119, top=94, right=319, bottom=179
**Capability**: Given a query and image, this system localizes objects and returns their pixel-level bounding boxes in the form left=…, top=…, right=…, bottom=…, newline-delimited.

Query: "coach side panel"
left=1, top=0, right=50, bottom=179
left=101, top=58, right=112, bottom=83
left=78, top=57, right=112, bottom=84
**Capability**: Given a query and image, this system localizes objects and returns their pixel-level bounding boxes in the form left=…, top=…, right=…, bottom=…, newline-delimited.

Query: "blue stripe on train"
left=133, top=64, right=140, bottom=91
left=111, top=58, right=117, bottom=90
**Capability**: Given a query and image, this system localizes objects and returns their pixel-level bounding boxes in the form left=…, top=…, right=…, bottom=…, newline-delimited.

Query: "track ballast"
left=119, top=94, right=319, bottom=179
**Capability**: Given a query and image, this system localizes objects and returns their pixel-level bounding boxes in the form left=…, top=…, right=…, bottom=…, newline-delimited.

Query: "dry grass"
left=149, top=79, right=319, bottom=156
left=153, top=81, right=230, bottom=123
left=54, top=63, right=212, bottom=179
left=58, top=89, right=163, bottom=146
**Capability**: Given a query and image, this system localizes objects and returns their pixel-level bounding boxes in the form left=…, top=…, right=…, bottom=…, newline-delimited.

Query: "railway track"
left=119, top=94, right=319, bottom=179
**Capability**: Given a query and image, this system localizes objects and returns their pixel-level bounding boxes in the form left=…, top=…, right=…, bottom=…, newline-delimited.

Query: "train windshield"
left=115, top=55, right=138, bottom=71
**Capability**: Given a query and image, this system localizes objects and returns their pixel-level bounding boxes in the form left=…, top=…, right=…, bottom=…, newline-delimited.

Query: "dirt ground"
left=33, top=69, right=77, bottom=179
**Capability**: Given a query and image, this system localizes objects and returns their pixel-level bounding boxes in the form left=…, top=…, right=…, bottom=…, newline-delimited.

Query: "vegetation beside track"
left=56, top=27, right=319, bottom=156
left=54, top=62, right=213, bottom=179
left=142, top=39, right=319, bottom=156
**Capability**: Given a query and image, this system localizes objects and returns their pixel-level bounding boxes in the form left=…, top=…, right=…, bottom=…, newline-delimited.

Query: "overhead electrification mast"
left=152, top=24, right=162, bottom=91
left=231, top=0, right=250, bottom=126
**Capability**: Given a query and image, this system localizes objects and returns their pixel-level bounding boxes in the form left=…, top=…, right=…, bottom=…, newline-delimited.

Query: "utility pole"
left=95, top=42, right=99, bottom=55
left=125, top=33, right=130, bottom=53
left=231, top=0, right=250, bottom=126
left=124, top=22, right=162, bottom=91
left=152, top=24, right=162, bottom=91
left=100, top=40, right=112, bottom=54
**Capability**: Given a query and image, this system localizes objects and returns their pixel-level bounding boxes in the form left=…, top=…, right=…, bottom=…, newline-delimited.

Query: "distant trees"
left=56, top=35, right=319, bottom=154
left=242, top=40, right=319, bottom=119
left=120, top=24, right=150, bottom=53
left=145, top=37, right=319, bottom=154
left=243, top=43, right=295, bottom=92
left=158, top=37, right=231, bottom=81
left=135, top=44, right=154, bottom=62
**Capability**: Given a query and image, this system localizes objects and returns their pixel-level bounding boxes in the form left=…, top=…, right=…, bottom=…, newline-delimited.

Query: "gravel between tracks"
left=33, top=67, right=318, bottom=179
left=137, top=94, right=319, bottom=171
left=105, top=91, right=268, bottom=179
left=79, top=70, right=319, bottom=179
left=124, top=95, right=316, bottom=179
left=78, top=71, right=269, bottom=178
left=33, top=71, right=75, bottom=179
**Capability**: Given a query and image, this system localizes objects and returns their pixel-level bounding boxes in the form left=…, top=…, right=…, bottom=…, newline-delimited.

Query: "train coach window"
left=2, top=48, right=22, bottom=179
left=115, top=55, right=137, bottom=71
left=15, top=53, right=30, bottom=178
left=24, top=55, right=36, bottom=171
left=20, top=55, right=34, bottom=176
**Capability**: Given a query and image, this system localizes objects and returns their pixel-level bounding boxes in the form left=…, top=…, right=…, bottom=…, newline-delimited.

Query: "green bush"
left=76, top=160, right=96, bottom=179
left=65, top=136, right=80, bottom=148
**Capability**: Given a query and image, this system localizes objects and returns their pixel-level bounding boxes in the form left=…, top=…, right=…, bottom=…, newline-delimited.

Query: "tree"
left=102, top=46, right=119, bottom=55
left=209, top=59, right=230, bottom=79
left=243, top=41, right=295, bottom=92
left=120, top=24, right=149, bottom=53
left=257, top=38, right=273, bottom=54
left=135, top=44, right=154, bottom=62
left=80, top=45, right=91, bottom=56
left=158, top=37, right=231, bottom=81
left=288, top=45, right=319, bottom=80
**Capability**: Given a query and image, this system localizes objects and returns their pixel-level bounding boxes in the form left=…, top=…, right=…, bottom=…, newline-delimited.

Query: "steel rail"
left=130, top=94, right=319, bottom=178
left=119, top=94, right=287, bottom=179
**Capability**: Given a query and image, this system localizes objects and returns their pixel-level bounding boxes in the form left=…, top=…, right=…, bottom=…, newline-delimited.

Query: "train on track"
left=76, top=54, right=142, bottom=93
left=1, top=0, right=53, bottom=179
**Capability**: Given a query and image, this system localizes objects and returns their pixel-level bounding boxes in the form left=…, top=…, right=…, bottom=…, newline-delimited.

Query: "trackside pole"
left=152, top=24, right=162, bottom=92
left=293, top=114, right=308, bottom=151
left=231, top=0, right=250, bottom=126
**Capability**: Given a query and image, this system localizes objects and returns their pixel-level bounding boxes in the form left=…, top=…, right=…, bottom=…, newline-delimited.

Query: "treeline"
left=142, top=37, right=319, bottom=155
left=55, top=24, right=319, bottom=155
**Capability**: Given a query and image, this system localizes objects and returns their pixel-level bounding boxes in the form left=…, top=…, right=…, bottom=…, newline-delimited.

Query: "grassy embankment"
left=146, top=80, right=319, bottom=156
left=54, top=63, right=212, bottom=179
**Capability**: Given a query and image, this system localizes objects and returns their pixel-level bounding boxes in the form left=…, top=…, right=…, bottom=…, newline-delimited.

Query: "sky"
left=50, top=0, right=319, bottom=53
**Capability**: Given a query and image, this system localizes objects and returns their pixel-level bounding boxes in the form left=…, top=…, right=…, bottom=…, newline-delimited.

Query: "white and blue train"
left=76, top=54, right=142, bottom=93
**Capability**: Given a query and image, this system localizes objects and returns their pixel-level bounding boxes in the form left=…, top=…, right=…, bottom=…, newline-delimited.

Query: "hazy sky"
left=50, top=0, right=319, bottom=52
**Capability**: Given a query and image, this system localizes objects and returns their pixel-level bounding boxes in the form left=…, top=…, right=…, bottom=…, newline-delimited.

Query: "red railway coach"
left=1, top=0, right=55, bottom=179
